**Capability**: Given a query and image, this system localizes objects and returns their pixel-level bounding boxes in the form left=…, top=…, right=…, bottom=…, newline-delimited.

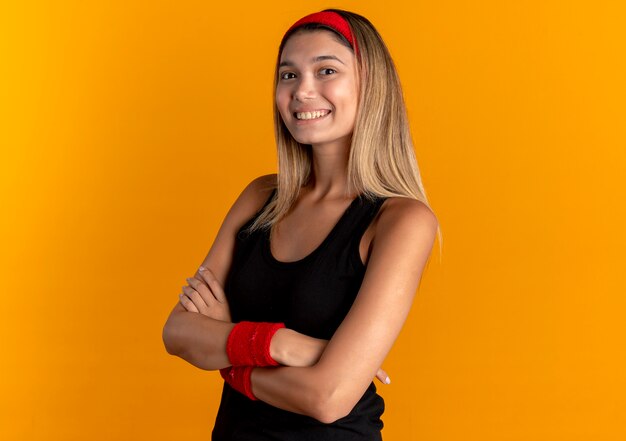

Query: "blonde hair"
left=247, top=9, right=442, bottom=256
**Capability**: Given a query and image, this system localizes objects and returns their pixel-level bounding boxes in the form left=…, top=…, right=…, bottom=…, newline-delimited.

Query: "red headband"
left=283, top=11, right=358, bottom=55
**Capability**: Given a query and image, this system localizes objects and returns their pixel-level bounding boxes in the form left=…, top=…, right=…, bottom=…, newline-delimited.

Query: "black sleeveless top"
left=212, top=188, right=388, bottom=441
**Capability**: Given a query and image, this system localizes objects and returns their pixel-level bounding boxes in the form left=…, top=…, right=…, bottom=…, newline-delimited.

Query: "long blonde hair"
left=247, top=9, right=442, bottom=255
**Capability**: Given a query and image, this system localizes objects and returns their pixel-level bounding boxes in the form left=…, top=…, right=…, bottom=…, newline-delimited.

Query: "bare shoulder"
left=378, top=197, right=439, bottom=227
left=248, top=173, right=278, bottom=194
left=373, top=197, right=439, bottom=252
left=226, top=173, right=277, bottom=228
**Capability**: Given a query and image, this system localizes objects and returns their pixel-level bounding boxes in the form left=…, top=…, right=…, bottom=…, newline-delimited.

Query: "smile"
left=294, top=110, right=331, bottom=120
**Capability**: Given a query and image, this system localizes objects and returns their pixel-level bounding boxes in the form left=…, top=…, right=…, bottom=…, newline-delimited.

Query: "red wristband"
left=219, top=366, right=257, bottom=400
left=226, top=321, right=286, bottom=366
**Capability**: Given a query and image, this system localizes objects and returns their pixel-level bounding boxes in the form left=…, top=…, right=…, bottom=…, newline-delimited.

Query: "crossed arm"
left=162, top=179, right=438, bottom=424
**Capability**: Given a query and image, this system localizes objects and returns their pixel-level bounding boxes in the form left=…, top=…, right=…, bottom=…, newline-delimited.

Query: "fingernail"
left=385, top=376, right=391, bottom=384
left=186, top=277, right=192, bottom=283
left=199, top=266, right=206, bottom=272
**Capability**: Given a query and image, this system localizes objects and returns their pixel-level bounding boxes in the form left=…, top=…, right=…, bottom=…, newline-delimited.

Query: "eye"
left=320, top=68, right=337, bottom=76
left=280, top=72, right=296, bottom=80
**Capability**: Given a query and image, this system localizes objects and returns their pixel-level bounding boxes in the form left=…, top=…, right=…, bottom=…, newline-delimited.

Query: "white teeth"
left=295, top=110, right=329, bottom=120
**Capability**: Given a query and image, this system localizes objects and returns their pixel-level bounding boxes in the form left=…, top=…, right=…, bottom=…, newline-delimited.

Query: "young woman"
left=162, top=9, right=440, bottom=440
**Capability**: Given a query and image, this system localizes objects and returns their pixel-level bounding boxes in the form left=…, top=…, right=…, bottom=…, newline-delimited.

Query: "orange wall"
left=1, top=1, right=625, bottom=440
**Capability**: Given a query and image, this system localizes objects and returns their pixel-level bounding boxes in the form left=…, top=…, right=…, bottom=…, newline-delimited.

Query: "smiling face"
left=276, top=30, right=359, bottom=149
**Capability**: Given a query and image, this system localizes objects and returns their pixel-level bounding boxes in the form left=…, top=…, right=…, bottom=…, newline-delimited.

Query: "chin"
left=288, top=131, right=349, bottom=147
left=292, top=137, right=325, bottom=146
left=287, top=133, right=317, bottom=145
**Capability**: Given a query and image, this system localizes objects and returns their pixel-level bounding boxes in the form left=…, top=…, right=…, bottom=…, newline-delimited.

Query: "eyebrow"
left=279, top=55, right=346, bottom=68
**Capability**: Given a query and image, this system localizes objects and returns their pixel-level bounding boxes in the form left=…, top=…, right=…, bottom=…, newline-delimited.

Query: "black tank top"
left=212, top=188, right=388, bottom=441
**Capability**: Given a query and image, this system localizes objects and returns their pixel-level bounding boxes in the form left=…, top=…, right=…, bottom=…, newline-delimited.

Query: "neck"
left=306, top=139, right=352, bottom=200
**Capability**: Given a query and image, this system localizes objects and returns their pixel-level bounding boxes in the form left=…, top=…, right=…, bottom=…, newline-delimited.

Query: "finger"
left=198, top=267, right=227, bottom=304
left=182, top=285, right=209, bottom=314
left=186, top=276, right=216, bottom=307
left=375, top=368, right=391, bottom=385
left=179, top=293, right=199, bottom=313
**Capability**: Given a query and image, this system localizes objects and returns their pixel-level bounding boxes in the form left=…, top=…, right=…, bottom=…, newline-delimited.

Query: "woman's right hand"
left=273, top=329, right=391, bottom=385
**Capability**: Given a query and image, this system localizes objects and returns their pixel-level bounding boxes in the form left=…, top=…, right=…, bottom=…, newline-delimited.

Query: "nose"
left=293, top=74, right=316, bottom=101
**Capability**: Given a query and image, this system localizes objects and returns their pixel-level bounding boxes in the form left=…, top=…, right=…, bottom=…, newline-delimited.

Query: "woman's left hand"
left=179, top=266, right=231, bottom=322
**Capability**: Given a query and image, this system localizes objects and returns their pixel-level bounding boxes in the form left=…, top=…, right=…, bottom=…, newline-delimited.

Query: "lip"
left=292, top=108, right=331, bottom=114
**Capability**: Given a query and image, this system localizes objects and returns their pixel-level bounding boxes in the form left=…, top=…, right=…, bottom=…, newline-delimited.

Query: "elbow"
left=162, top=319, right=180, bottom=356
left=309, top=386, right=354, bottom=425
left=161, top=313, right=216, bottom=371
left=314, top=409, right=347, bottom=425
left=162, top=309, right=192, bottom=356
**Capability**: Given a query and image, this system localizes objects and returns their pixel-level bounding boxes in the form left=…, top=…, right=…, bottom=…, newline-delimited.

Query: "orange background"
left=1, top=1, right=625, bottom=440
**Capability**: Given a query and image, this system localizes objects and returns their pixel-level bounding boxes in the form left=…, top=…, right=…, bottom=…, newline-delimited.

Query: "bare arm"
left=163, top=174, right=336, bottom=371
left=162, top=174, right=277, bottom=369
left=248, top=198, right=439, bottom=423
